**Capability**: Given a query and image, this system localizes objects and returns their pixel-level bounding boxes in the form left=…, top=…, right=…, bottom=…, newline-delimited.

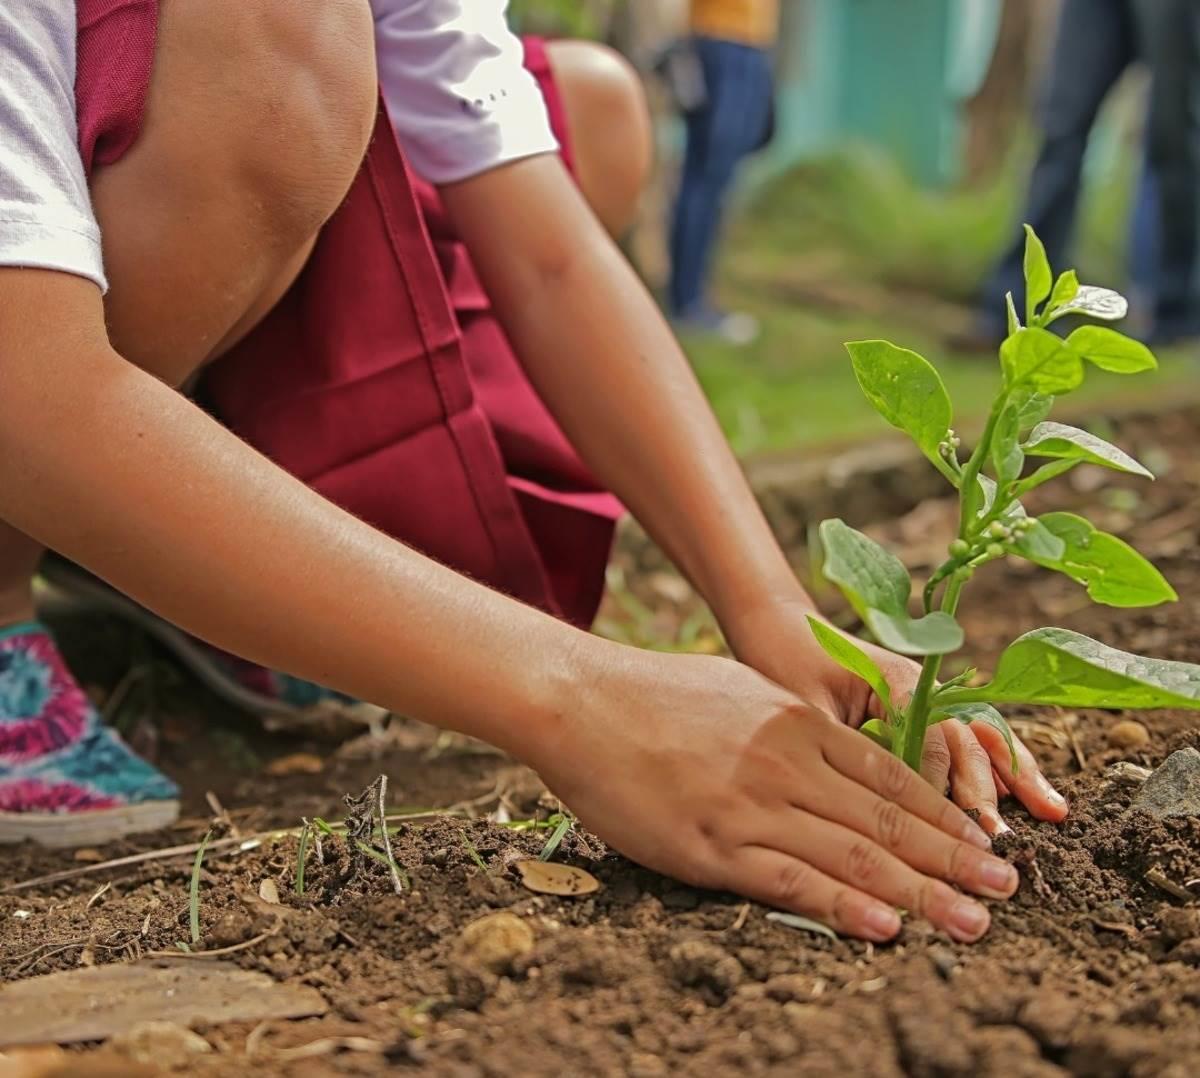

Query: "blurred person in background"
left=968, top=0, right=1200, bottom=348
left=667, top=0, right=779, bottom=344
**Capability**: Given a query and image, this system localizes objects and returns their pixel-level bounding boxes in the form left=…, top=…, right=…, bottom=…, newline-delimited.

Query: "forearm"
left=0, top=275, right=593, bottom=760
left=441, top=157, right=808, bottom=628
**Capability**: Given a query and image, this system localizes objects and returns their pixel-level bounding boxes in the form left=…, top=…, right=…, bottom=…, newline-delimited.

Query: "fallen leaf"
left=257, top=879, right=280, bottom=905
left=764, top=911, right=839, bottom=941
left=513, top=860, right=600, bottom=897
left=264, top=753, right=324, bottom=777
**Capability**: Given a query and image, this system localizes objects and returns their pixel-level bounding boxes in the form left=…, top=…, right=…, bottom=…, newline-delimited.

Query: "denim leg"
left=668, top=38, right=773, bottom=316
left=979, top=0, right=1135, bottom=330
left=1133, top=0, right=1200, bottom=330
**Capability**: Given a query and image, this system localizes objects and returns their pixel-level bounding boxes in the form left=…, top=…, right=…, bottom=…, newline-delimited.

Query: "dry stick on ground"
left=143, top=928, right=279, bottom=960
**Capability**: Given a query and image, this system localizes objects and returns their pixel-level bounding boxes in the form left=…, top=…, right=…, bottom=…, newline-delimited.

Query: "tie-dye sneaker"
left=0, top=623, right=180, bottom=847
left=36, top=558, right=388, bottom=740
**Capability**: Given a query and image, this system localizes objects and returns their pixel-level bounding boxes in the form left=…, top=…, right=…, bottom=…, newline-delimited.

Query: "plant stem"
left=898, top=573, right=968, bottom=771
left=956, top=394, right=1008, bottom=540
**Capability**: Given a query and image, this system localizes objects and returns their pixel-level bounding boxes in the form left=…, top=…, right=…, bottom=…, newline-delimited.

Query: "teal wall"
left=763, top=0, right=1002, bottom=187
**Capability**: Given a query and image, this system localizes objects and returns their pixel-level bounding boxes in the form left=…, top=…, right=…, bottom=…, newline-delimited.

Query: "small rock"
left=1108, top=720, right=1150, bottom=750
left=1168, top=939, right=1200, bottom=966
left=108, top=1021, right=212, bottom=1069
left=456, top=912, right=534, bottom=975
left=1131, top=748, right=1200, bottom=818
left=667, top=940, right=744, bottom=997
left=1107, top=761, right=1153, bottom=786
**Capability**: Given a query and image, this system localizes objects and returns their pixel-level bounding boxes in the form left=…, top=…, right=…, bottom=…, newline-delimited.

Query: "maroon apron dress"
left=75, top=3, right=621, bottom=630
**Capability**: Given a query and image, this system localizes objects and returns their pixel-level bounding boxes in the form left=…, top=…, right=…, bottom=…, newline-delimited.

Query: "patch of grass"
left=685, top=147, right=1195, bottom=457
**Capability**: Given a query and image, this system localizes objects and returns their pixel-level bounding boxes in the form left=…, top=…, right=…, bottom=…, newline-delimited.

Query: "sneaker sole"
left=34, top=559, right=388, bottom=741
left=0, top=800, right=180, bottom=848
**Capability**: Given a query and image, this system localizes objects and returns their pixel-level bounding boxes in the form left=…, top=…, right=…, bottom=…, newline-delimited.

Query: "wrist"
left=715, top=580, right=819, bottom=659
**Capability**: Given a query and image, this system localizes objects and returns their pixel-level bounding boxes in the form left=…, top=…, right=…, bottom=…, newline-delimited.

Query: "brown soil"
left=4, top=407, right=1200, bottom=1077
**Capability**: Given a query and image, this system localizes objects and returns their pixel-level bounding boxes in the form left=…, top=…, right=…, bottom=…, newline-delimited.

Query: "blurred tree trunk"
left=962, top=0, right=1042, bottom=185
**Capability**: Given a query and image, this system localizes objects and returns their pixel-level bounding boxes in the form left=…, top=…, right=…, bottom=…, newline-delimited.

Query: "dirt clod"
left=666, top=940, right=744, bottom=998
left=455, top=911, right=534, bottom=974
left=1108, top=720, right=1150, bottom=750
left=108, top=1022, right=212, bottom=1069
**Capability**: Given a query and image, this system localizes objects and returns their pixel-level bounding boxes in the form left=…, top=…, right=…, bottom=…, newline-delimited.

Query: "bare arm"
left=440, top=155, right=805, bottom=634
left=0, top=269, right=580, bottom=755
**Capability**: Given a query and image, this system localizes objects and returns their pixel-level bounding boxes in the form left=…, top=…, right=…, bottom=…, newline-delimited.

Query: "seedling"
left=538, top=813, right=574, bottom=862
left=189, top=829, right=213, bottom=946
left=809, top=225, right=1200, bottom=773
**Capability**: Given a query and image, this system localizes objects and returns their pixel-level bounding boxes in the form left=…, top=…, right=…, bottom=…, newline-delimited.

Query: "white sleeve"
left=0, top=3, right=105, bottom=290
left=370, top=0, right=559, bottom=185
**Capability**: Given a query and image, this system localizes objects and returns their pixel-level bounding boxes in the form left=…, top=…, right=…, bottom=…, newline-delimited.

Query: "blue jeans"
left=980, top=0, right=1136, bottom=332
left=668, top=36, right=773, bottom=317
left=983, top=0, right=1200, bottom=336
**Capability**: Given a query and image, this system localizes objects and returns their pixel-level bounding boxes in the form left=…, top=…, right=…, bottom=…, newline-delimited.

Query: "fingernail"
left=962, top=820, right=992, bottom=850
left=978, top=857, right=1018, bottom=896
left=863, top=904, right=901, bottom=941
left=1037, top=774, right=1067, bottom=806
left=980, top=808, right=1012, bottom=837
left=949, top=898, right=990, bottom=941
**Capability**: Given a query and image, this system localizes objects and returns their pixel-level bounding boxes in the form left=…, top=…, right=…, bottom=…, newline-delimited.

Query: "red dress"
left=75, top=3, right=621, bottom=629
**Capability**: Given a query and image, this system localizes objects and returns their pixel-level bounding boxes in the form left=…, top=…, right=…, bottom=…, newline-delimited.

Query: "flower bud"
left=948, top=539, right=970, bottom=559
left=985, top=542, right=1005, bottom=559
left=986, top=521, right=1009, bottom=540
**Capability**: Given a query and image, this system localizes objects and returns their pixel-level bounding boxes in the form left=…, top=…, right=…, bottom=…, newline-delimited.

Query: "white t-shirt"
left=0, top=1, right=555, bottom=291
left=371, top=0, right=559, bottom=184
left=0, top=2, right=105, bottom=290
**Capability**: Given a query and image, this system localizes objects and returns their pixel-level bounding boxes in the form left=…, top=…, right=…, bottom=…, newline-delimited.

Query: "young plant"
left=809, top=225, right=1200, bottom=773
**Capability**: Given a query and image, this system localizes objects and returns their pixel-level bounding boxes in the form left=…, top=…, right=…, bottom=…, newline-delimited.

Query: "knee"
left=548, top=41, right=653, bottom=236
left=211, top=0, right=378, bottom=242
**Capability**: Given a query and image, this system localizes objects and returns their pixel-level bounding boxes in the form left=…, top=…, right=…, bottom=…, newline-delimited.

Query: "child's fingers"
left=971, top=721, right=1069, bottom=822
left=730, top=846, right=902, bottom=942
left=817, top=720, right=991, bottom=849
left=920, top=725, right=951, bottom=795
left=943, top=720, right=1009, bottom=836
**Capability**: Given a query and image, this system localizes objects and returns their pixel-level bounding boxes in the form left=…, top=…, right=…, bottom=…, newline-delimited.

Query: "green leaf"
left=864, top=609, right=965, bottom=657
left=1001, top=328, right=1084, bottom=394
left=860, top=718, right=893, bottom=750
left=991, top=400, right=1025, bottom=486
left=1013, top=389, right=1055, bottom=432
left=1011, top=518, right=1066, bottom=563
left=1044, top=270, right=1079, bottom=318
left=1046, top=284, right=1129, bottom=324
left=845, top=341, right=953, bottom=466
left=807, top=616, right=893, bottom=713
left=941, top=628, right=1200, bottom=710
left=818, top=519, right=964, bottom=657
left=1023, top=421, right=1153, bottom=479
left=931, top=702, right=1018, bottom=772
left=1064, top=326, right=1157, bottom=374
left=1022, top=512, right=1178, bottom=608
left=819, top=519, right=909, bottom=620
left=1013, top=458, right=1078, bottom=497
left=1023, top=224, right=1053, bottom=324
left=1005, top=292, right=1021, bottom=336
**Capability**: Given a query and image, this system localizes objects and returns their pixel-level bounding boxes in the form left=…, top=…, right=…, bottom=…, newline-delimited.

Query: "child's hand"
left=530, top=646, right=1019, bottom=943
left=719, top=597, right=1069, bottom=836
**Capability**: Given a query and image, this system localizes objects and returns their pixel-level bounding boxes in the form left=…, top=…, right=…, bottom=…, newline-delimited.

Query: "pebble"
left=1108, top=720, right=1150, bottom=750
left=456, top=912, right=534, bottom=974
left=1131, top=748, right=1200, bottom=818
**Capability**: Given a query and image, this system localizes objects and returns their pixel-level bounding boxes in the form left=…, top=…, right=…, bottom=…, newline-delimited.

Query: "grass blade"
left=189, top=830, right=213, bottom=946
left=538, top=814, right=573, bottom=862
